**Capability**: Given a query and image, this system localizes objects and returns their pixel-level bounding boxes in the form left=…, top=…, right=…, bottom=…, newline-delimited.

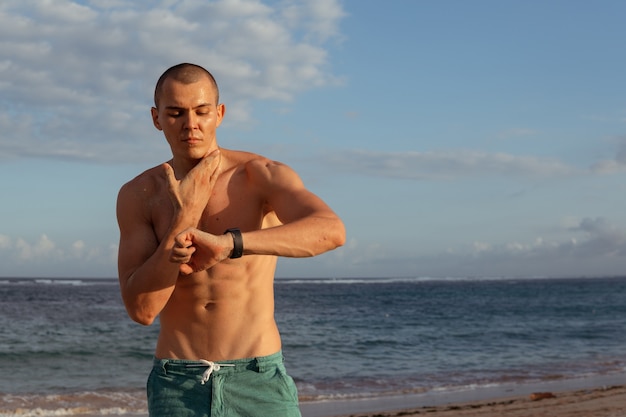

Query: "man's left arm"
left=241, top=159, right=346, bottom=258
left=172, top=158, right=345, bottom=274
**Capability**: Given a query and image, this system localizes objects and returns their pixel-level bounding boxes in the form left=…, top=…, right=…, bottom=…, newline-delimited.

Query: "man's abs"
left=153, top=267, right=281, bottom=361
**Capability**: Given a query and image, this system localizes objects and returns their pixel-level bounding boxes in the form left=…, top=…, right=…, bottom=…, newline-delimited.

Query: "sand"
left=327, top=385, right=626, bottom=417
left=2, top=383, right=625, bottom=416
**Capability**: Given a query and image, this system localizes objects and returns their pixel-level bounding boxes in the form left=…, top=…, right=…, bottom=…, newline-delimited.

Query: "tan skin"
left=116, top=75, right=345, bottom=361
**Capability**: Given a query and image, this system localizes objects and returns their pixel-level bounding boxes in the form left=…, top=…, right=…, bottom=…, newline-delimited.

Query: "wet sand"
left=2, top=382, right=625, bottom=416
left=313, top=385, right=626, bottom=417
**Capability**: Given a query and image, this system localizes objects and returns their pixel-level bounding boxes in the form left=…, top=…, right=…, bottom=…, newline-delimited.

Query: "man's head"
left=154, top=63, right=220, bottom=109
left=151, top=63, right=225, bottom=163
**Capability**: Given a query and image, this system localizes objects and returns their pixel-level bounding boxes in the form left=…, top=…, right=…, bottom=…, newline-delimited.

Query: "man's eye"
left=168, top=112, right=181, bottom=117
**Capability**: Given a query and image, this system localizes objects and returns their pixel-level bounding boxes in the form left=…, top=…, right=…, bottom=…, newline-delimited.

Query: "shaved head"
left=154, top=63, right=219, bottom=108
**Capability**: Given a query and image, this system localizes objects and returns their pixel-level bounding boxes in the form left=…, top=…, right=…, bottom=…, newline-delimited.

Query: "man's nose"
left=183, top=112, right=198, bottom=129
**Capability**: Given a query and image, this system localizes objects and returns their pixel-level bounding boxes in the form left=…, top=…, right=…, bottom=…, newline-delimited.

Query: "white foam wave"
left=0, top=406, right=146, bottom=416
left=275, top=276, right=545, bottom=285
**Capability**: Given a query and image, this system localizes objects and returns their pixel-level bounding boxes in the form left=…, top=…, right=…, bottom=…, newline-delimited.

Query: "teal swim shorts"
left=147, top=351, right=301, bottom=417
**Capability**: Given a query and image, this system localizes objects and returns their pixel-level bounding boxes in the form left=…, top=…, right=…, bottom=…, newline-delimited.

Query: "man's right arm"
left=116, top=177, right=182, bottom=326
left=116, top=151, right=221, bottom=325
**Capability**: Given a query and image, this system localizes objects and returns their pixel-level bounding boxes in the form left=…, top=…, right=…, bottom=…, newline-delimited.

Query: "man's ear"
left=151, top=107, right=162, bottom=130
left=216, top=103, right=226, bottom=128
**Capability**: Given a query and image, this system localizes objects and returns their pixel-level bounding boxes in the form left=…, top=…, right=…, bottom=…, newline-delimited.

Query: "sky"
left=1, top=0, right=626, bottom=279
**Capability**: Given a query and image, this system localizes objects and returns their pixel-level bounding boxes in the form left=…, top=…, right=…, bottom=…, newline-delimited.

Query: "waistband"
left=153, top=351, right=284, bottom=379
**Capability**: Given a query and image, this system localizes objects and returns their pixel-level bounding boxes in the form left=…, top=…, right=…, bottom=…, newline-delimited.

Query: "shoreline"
left=324, top=385, right=626, bottom=417
left=1, top=376, right=625, bottom=416
left=300, top=372, right=626, bottom=417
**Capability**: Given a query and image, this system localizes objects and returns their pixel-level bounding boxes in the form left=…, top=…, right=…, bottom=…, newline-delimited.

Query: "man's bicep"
left=261, top=162, right=337, bottom=224
left=116, top=190, right=158, bottom=283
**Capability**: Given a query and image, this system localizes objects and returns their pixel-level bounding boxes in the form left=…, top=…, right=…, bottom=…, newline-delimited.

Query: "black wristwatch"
left=224, top=228, right=244, bottom=259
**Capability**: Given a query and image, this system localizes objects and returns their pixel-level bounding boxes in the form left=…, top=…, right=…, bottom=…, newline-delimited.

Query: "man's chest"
left=149, top=185, right=267, bottom=240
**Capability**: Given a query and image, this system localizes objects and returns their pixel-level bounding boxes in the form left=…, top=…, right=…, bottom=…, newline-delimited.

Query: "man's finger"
left=162, top=162, right=184, bottom=208
left=191, top=149, right=221, bottom=176
left=174, top=232, right=191, bottom=248
left=179, top=264, right=194, bottom=275
left=162, top=162, right=177, bottom=185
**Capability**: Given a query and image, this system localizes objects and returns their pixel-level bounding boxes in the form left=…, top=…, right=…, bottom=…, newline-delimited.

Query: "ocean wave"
left=275, top=276, right=541, bottom=285
left=275, top=275, right=626, bottom=285
left=0, top=278, right=117, bottom=287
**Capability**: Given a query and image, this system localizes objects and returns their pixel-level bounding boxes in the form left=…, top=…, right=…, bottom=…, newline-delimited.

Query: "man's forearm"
left=242, top=215, right=345, bottom=258
left=120, top=220, right=191, bottom=325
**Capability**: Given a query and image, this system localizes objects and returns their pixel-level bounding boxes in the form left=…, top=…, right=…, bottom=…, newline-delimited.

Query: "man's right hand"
left=171, top=227, right=233, bottom=275
left=163, top=149, right=221, bottom=226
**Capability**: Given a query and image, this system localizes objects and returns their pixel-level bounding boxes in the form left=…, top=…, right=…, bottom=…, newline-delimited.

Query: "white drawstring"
left=186, top=360, right=235, bottom=385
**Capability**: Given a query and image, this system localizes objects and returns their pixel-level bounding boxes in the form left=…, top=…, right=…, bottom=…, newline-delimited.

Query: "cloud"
left=2, top=217, right=625, bottom=279
left=322, top=217, right=626, bottom=279
left=0, top=233, right=116, bottom=277
left=322, top=149, right=577, bottom=180
left=589, top=135, right=626, bottom=174
left=15, top=235, right=59, bottom=261
left=462, top=217, right=626, bottom=260
left=0, top=0, right=345, bottom=163
left=591, top=160, right=626, bottom=174
left=443, top=217, right=626, bottom=277
left=280, top=0, right=347, bottom=42
left=0, top=234, right=11, bottom=249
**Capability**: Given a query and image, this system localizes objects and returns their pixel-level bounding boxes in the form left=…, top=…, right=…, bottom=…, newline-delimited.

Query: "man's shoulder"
left=220, top=148, right=298, bottom=191
left=221, top=148, right=278, bottom=174
left=118, top=163, right=166, bottom=197
left=222, top=148, right=268, bottom=164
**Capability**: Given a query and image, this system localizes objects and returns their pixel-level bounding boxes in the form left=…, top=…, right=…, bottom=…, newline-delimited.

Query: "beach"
left=326, top=385, right=626, bottom=417
left=299, top=373, right=626, bottom=417
left=2, top=277, right=626, bottom=416
left=2, top=384, right=625, bottom=416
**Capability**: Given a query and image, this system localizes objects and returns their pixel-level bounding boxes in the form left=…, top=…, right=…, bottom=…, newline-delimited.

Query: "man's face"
left=151, top=76, right=224, bottom=161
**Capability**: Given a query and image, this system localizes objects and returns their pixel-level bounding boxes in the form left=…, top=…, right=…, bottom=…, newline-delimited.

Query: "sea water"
left=1, top=276, right=626, bottom=415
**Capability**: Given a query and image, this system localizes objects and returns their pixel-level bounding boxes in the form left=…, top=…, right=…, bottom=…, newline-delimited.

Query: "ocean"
left=1, top=276, right=626, bottom=416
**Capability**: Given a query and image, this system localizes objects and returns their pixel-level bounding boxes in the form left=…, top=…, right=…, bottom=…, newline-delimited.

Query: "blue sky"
left=1, top=0, right=625, bottom=279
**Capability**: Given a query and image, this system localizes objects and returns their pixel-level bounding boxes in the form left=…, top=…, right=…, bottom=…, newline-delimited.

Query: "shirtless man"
left=116, top=63, right=345, bottom=417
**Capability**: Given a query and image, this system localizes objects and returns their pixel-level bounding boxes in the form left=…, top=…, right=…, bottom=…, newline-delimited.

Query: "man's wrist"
left=224, top=228, right=244, bottom=258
